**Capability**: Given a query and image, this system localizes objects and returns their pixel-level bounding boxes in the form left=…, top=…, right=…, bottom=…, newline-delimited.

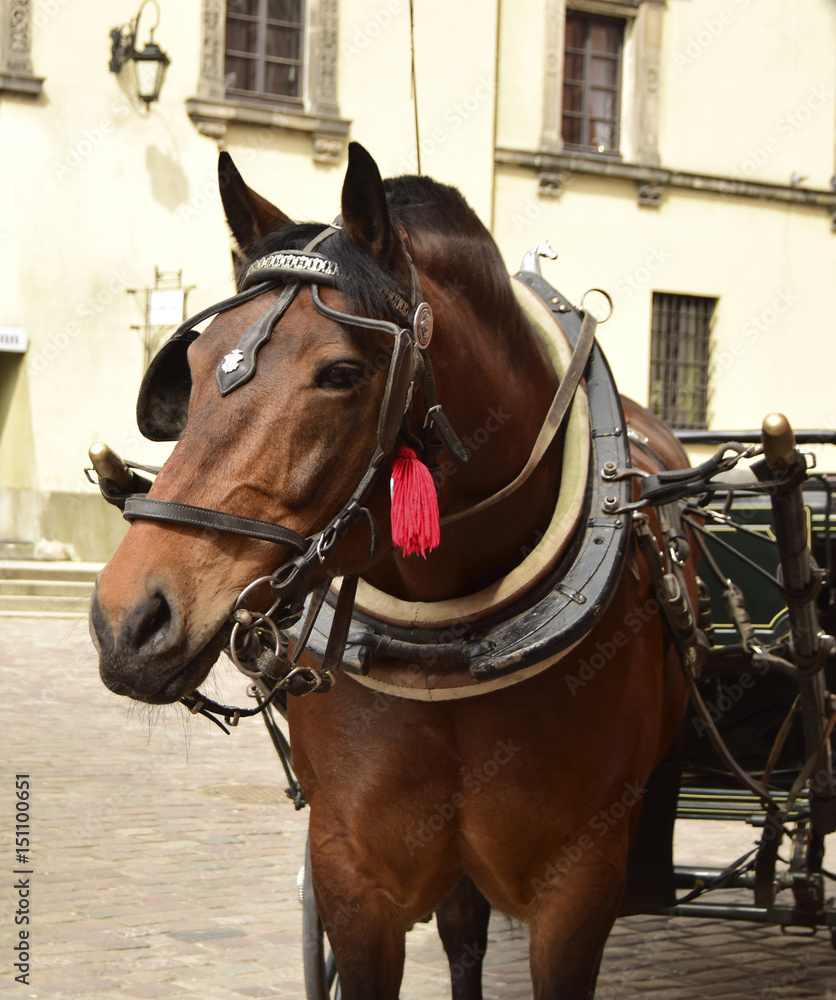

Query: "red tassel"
left=390, top=447, right=440, bottom=558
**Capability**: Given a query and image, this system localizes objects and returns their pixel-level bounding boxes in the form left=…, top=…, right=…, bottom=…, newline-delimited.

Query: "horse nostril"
left=133, top=591, right=174, bottom=651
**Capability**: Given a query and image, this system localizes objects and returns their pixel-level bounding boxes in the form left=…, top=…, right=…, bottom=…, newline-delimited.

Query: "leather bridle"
left=103, top=225, right=465, bottom=714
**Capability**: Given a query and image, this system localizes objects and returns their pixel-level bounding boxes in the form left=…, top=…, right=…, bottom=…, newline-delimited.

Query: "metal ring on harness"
left=580, top=287, right=614, bottom=324
left=228, top=611, right=283, bottom=678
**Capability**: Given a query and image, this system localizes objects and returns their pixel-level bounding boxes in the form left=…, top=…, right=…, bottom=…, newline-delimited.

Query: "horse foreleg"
left=315, top=882, right=407, bottom=1000
left=435, top=874, right=491, bottom=1000
left=527, top=850, right=626, bottom=1000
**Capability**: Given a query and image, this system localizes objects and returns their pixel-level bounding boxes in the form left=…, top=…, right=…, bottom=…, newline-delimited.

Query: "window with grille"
left=225, top=0, right=304, bottom=103
left=562, top=11, right=623, bottom=155
left=649, top=293, right=716, bottom=430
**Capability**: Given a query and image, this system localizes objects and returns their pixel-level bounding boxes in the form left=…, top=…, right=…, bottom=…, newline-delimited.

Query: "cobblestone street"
left=2, top=615, right=835, bottom=998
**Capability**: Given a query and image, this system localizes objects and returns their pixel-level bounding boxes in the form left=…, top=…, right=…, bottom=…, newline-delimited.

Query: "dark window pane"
left=564, top=14, right=584, bottom=48
left=225, top=0, right=305, bottom=102
left=590, top=55, right=617, bottom=87
left=266, top=25, right=301, bottom=59
left=590, top=22, right=619, bottom=54
left=265, top=60, right=300, bottom=97
left=226, top=18, right=258, bottom=53
left=563, top=82, right=583, bottom=113
left=589, top=119, right=614, bottom=149
left=225, top=54, right=257, bottom=91
left=268, top=0, right=301, bottom=22
left=562, top=115, right=582, bottom=146
left=563, top=51, right=584, bottom=81
left=589, top=90, right=616, bottom=119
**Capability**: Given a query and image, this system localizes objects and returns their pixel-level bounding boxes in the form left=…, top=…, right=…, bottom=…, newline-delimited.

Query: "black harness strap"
left=123, top=497, right=309, bottom=552
left=216, top=282, right=302, bottom=395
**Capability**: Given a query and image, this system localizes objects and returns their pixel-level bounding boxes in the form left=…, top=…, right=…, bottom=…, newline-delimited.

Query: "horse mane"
left=247, top=174, right=523, bottom=333
left=384, top=175, right=523, bottom=329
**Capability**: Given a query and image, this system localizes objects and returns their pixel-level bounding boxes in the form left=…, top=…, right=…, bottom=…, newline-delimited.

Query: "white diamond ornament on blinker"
left=221, top=348, right=244, bottom=373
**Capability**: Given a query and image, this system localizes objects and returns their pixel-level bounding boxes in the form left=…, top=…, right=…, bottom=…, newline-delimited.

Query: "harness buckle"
left=316, top=530, right=335, bottom=563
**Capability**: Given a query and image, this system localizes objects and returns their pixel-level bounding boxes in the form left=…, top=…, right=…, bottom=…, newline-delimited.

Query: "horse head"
left=92, top=145, right=438, bottom=702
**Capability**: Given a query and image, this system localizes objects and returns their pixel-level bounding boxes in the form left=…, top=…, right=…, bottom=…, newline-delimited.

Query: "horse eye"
left=317, top=363, right=360, bottom=390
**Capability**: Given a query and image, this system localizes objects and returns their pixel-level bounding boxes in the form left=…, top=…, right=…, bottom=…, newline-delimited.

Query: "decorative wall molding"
left=540, top=0, right=566, bottom=155
left=538, top=170, right=568, bottom=198
left=636, top=180, right=663, bottom=207
left=498, top=146, right=836, bottom=219
left=197, top=0, right=226, bottom=103
left=631, top=0, right=663, bottom=166
left=0, top=0, right=43, bottom=96
left=567, top=0, right=641, bottom=16
left=189, top=0, right=350, bottom=159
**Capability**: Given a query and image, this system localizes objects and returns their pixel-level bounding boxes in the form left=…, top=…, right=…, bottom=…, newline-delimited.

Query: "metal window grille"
left=225, top=0, right=304, bottom=102
left=562, top=11, right=623, bottom=154
left=649, top=293, right=716, bottom=430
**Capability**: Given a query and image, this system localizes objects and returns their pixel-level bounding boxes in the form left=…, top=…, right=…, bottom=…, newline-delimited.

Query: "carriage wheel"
left=301, top=835, right=340, bottom=999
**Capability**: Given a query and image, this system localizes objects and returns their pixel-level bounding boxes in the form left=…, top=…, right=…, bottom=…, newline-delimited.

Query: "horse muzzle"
left=90, top=581, right=224, bottom=704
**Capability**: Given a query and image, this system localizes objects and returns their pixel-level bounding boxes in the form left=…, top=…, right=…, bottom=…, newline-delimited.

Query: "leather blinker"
left=136, top=330, right=198, bottom=442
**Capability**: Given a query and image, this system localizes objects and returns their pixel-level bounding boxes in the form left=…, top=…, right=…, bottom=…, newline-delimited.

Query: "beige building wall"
left=495, top=0, right=836, bottom=458
left=1, top=0, right=835, bottom=558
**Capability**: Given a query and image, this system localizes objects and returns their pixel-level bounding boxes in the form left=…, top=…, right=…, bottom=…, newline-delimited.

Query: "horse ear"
left=341, top=143, right=393, bottom=261
left=218, top=151, right=292, bottom=253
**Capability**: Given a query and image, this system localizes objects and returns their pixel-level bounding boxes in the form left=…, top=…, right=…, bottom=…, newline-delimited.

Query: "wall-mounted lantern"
left=109, top=0, right=170, bottom=107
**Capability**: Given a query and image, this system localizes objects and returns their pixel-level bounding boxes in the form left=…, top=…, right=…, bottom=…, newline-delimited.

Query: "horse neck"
left=368, top=249, right=562, bottom=603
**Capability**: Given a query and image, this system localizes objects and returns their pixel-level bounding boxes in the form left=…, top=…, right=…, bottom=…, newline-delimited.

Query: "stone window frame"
left=186, top=0, right=350, bottom=164
left=542, top=0, right=662, bottom=164
left=0, top=0, right=44, bottom=96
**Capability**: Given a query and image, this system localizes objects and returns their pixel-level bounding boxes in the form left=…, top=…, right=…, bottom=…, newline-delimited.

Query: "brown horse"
left=90, top=143, right=695, bottom=998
